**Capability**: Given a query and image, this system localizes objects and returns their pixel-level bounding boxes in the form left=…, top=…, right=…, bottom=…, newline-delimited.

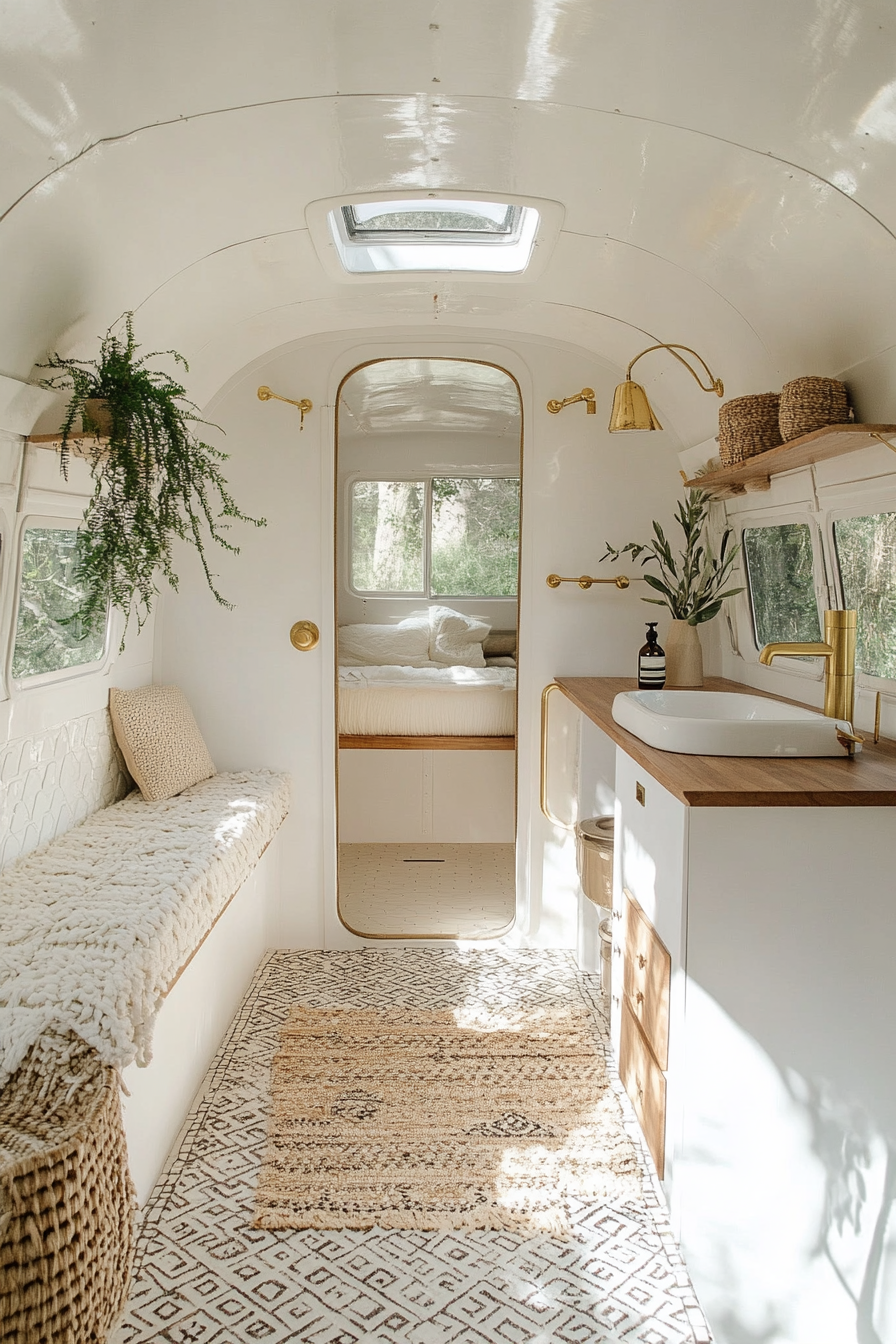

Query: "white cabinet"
left=611, top=748, right=689, bottom=1228
left=576, top=727, right=896, bottom=1344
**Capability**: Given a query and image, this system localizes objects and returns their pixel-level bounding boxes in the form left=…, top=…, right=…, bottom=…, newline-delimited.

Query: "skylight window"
left=344, top=200, right=520, bottom=239
left=327, top=198, right=541, bottom=274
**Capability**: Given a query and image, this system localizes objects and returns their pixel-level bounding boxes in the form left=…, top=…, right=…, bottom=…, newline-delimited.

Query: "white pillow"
left=338, top=616, right=431, bottom=667
left=427, top=605, right=490, bottom=668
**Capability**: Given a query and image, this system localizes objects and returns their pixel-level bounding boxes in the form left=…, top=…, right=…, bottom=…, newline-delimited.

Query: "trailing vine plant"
left=599, top=488, right=743, bottom=624
left=38, top=313, right=265, bottom=639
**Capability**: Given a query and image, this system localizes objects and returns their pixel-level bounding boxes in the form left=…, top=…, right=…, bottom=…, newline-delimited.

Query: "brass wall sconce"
left=546, top=388, right=596, bottom=415
left=608, top=344, right=724, bottom=432
left=258, top=385, right=313, bottom=430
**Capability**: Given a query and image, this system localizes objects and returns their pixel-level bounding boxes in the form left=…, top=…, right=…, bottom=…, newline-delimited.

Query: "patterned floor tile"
left=112, top=950, right=711, bottom=1344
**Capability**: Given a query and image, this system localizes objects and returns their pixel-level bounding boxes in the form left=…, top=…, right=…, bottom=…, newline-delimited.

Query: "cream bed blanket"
left=338, top=665, right=516, bottom=737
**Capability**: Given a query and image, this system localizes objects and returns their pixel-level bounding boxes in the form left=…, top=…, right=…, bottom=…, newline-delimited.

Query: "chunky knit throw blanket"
left=0, top=770, right=290, bottom=1092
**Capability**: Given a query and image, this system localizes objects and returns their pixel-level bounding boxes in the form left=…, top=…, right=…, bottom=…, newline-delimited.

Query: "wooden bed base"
left=339, top=734, right=515, bottom=751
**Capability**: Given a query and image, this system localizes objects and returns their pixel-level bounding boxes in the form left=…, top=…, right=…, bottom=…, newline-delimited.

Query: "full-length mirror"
left=335, top=358, right=522, bottom=937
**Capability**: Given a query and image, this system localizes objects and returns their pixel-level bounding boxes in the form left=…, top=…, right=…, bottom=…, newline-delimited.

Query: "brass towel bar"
left=540, top=683, right=576, bottom=831
left=546, top=573, right=645, bottom=590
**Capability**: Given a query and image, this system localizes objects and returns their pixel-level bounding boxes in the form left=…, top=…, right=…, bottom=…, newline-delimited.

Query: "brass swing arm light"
left=257, top=385, right=313, bottom=430
left=546, top=388, right=596, bottom=415
left=609, top=343, right=724, bottom=433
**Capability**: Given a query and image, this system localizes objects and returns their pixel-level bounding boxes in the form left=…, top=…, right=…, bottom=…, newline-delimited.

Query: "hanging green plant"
left=599, top=487, right=744, bottom=624
left=38, top=312, right=265, bottom=639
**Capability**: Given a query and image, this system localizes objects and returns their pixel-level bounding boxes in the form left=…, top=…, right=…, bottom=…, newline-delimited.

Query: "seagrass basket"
left=778, top=376, right=850, bottom=441
left=718, top=392, right=782, bottom=466
left=0, top=1032, right=135, bottom=1344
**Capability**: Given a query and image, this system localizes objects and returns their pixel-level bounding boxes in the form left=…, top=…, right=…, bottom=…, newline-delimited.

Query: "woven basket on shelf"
left=779, top=376, right=850, bottom=441
left=0, top=1032, right=135, bottom=1344
left=718, top=392, right=783, bottom=466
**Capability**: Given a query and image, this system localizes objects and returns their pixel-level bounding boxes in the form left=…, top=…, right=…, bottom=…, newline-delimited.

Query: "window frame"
left=342, top=201, right=524, bottom=243
left=0, top=504, right=8, bottom=704
left=732, top=508, right=830, bottom=685
left=345, top=471, right=521, bottom=603
left=306, top=191, right=564, bottom=284
left=825, top=491, right=896, bottom=693
left=7, top=514, right=113, bottom=691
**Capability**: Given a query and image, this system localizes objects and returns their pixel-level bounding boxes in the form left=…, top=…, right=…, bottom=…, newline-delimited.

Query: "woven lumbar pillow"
left=109, top=685, right=216, bottom=801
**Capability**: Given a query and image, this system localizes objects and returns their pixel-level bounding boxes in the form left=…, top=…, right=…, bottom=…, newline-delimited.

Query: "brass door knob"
left=290, top=620, right=320, bottom=651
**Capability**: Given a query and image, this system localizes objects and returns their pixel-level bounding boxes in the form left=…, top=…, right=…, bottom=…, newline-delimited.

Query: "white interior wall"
left=154, top=329, right=693, bottom=951
left=0, top=384, right=153, bottom=870
left=337, top=749, right=515, bottom=844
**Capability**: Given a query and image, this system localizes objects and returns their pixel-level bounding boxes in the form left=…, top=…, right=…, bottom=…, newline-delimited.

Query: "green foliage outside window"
left=834, top=513, right=896, bottom=679
left=431, top=477, right=519, bottom=597
left=743, top=523, right=821, bottom=649
left=351, top=481, right=425, bottom=592
left=12, top=529, right=106, bottom=679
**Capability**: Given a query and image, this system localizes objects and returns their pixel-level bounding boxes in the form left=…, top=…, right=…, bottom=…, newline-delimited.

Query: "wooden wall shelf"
left=684, top=423, right=896, bottom=498
left=26, top=432, right=108, bottom=460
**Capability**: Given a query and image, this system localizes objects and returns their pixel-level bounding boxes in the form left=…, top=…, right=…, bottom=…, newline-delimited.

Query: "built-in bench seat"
left=0, top=769, right=290, bottom=1198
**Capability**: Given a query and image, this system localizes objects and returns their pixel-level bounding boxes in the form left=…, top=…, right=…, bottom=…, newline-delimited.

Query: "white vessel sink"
left=611, top=690, right=858, bottom=757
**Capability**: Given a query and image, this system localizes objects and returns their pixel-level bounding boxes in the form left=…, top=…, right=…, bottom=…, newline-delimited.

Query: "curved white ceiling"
left=2, top=0, right=895, bottom=440
left=339, top=358, right=521, bottom=437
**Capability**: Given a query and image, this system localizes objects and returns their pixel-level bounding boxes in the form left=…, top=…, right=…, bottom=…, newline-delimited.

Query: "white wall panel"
left=120, top=839, right=280, bottom=1204
left=431, top=751, right=514, bottom=843
left=0, top=708, right=130, bottom=870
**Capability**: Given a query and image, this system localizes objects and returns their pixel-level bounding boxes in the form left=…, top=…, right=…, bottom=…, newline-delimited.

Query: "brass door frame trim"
left=540, top=682, right=576, bottom=831
left=333, top=355, right=524, bottom=940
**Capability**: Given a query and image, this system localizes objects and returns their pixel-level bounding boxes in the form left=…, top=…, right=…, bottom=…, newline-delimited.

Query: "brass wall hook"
left=546, top=388, right=596, bottom=415
left=546, top=572, right=644, bottom=590
left=258, top=385, right=313, bottom=430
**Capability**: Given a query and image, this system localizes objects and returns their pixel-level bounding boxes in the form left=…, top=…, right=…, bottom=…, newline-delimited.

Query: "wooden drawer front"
left=623, top=890, right=671, bottom=1069
left=619, top=997, right=666, bottom=1178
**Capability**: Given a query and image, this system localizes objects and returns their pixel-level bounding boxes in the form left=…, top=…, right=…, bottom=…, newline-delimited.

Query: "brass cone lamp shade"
left=608, top=379, right=663, bottom=432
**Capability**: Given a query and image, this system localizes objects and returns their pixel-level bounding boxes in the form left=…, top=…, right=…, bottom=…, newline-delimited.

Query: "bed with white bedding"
left=337, top=608, right=516, bottom=744
left=338, top=664, right=516, bottom=738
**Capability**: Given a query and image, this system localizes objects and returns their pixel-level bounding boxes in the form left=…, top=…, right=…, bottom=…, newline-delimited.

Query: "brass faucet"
left=759, top=609, right=862, bottom=752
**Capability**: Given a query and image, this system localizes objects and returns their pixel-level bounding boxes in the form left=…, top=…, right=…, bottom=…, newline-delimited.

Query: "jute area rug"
left=253, top=1004, right=641, bottom=1236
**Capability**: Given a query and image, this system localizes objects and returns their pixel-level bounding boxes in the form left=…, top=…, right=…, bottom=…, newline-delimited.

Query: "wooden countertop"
left=555, top=676, right=896, bottom=807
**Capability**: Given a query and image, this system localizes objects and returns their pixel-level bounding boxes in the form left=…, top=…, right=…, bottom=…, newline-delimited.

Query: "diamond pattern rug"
left=111, top=948, right=712, bottom=1343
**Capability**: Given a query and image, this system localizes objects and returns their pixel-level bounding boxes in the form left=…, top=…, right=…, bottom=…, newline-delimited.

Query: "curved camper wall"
left=2, top=7, right=896, bottom=1337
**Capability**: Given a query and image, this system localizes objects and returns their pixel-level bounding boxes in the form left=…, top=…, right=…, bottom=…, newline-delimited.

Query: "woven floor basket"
left=718, top=392, right=783, bottom=466
left=779, top=376, right=850, bottom=441
left=0, top=1033, right=135, bottom=1344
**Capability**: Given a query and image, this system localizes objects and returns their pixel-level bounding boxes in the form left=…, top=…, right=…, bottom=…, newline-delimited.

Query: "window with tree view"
left=833, top=512, right=896, bottom=680
left=743, top=523, right=821, bottom=649
left=350, top=477, right=519, bottom=597
left=12, top=528, right=106, bottom=679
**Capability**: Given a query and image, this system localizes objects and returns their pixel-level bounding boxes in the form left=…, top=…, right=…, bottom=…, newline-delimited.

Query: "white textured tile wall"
left=0, top=709, right=132, bottom=870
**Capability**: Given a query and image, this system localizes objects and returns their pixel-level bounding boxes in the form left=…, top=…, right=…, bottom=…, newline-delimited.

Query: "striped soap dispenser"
left=638, top=622, right=666, bottom=689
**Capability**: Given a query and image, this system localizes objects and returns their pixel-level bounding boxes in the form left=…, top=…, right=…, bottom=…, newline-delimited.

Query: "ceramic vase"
left=665, top=619, right=703, bottom=687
